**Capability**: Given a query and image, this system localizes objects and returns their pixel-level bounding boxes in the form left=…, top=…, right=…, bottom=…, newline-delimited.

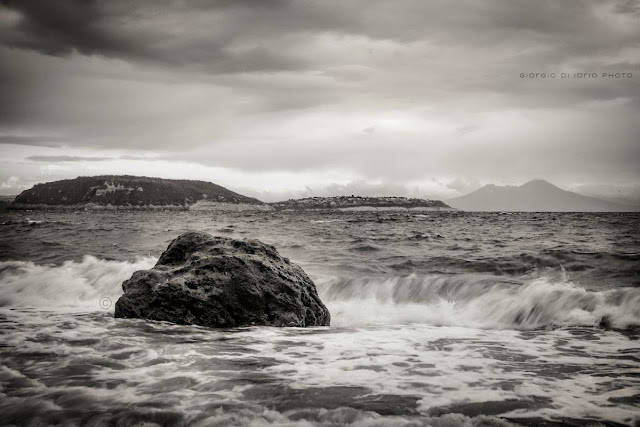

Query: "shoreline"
left=7, top=202, right=273, bottom=212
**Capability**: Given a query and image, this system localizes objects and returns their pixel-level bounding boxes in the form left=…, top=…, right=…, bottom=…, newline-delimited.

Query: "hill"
left=270, top=196, right=453, bottom=211
left=447, top=180, right=637, bottom=212
left=11, top=175, right=264, bottom=209
left=0, top=195, right=16, bottom=210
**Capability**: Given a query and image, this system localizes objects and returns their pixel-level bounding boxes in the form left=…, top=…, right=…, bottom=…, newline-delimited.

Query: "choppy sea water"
left=0, top=210, right=639, bottom=426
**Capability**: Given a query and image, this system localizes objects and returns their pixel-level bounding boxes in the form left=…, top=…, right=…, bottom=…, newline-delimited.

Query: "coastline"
left=7, top=202, right=273, bottom=212
left=6, top=203, right=458, bottom=212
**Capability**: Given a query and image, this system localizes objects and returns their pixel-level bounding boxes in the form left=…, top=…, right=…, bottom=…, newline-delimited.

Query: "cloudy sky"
left=0, top=0, right=639, bottom=203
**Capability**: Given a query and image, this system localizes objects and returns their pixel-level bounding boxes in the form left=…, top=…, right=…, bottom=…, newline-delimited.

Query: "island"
left=8, top=176, right=456, bottom=213
left=9, top=175, right=270, bottom=211
left=0, top=195, right=15, bottom=210
left=269, top=196, right=453, bottom=212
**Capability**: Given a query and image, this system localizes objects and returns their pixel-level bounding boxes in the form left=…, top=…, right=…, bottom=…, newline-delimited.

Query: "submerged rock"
left=114, top=232, right=330, bottom=327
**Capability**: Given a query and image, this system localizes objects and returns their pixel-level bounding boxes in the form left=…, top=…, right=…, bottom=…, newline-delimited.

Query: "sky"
left=0, top=0, right=639, bottom=204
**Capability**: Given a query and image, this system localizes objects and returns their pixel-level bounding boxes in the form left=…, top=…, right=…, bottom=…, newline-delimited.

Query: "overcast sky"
left=0, top=0, right=639, bottom=203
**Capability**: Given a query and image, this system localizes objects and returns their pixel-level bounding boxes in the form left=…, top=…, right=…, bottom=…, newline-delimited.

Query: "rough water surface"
left=0, top=210, right=639, bottom=426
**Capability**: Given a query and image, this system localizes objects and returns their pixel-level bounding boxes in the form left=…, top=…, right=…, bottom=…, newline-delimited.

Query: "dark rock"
left=114, top=232, right=330, bottom=327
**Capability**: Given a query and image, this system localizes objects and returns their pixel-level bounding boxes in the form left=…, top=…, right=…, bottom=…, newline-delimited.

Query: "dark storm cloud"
left=613, top=0, right=640, bottom=14
left=0, top=0, right=315, bottom=73
left=0, top=135, right=64, bottom=147
left=1, top=1, right=638, bottom=100
left=0, top=0, right=137, bottom=57
left=26, top=155, right=111, bottom=162
left=2, top=0, right=636, bottom=75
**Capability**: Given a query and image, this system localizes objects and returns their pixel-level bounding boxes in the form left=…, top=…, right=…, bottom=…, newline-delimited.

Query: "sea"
left=0, top=210, right=638, bottom=427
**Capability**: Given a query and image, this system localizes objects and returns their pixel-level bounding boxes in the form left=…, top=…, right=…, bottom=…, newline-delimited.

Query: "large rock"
left=114, top=232, right=330, bottom=327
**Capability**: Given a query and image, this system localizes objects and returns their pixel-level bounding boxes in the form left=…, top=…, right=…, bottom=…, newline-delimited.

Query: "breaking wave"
left=315, top=274, right=640, bottom=330
left=1, top=256, right=638, bottom=331
left=0, top=256, right=156, bottom=309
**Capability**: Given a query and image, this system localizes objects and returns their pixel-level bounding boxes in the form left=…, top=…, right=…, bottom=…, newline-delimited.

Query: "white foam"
left=1, top=306, right=638, bottom=426
left=315, top=274, right=640, bottom=329
left=2, top=257, right=638, bottom=330
left=0, top=256, right=156, bottom=310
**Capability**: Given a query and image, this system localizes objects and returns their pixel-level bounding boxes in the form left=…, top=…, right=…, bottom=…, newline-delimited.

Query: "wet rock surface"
left=115, top=232, right=330, bottom=327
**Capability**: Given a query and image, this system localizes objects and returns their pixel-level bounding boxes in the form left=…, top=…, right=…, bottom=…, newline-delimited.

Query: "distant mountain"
left=11, top=175, right=264, bottom=209
left=270, top=196, right=452, bottom=211
left=447, top=180, right=637, bottom=212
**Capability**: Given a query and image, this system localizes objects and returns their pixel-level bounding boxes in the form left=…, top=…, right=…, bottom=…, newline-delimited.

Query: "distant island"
left=9, top=175, right=268, bottom=210
left=447, top=179, right=638, bottom=212
left=7, top=176, right=456, bottom=212
left=0, top=195, right=15, bottom=210
left=269, top=196, right=453, bottom=211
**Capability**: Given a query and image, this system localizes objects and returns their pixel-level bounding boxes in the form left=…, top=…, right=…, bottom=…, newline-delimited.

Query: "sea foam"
left=1, top=256, right=638, bottom=330
left=315, top=274, right=640, bottom=330
left=0, top=256, right=156, bottom=309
